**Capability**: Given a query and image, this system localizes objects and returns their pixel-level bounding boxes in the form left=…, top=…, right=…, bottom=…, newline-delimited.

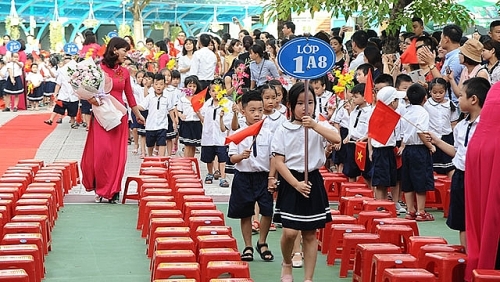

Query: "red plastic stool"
left=148, top=210, right=183, bottom=225
left=20, top=193, right=57, bottom=221
left=1, top=233, right=46, bottom=258
left=169, top=175, right=202, bottom=190
left=0, top=269, right=29, bottom=281
left=340, top=182, right=369, bottom=195
left=371, top=218, right=420, bottom=236
left=137, top=195, right=175, bottom=230
left=145, top=218, right=186, bottom=242
left=190, top=210, right=224, bottom=222
left=144, top=156, right=170, bottom=162
left=198, top=248, right=240, bottom=269
left=3, top=173, right=32, bottom=186
left=195, top=226, right=233, bottom=237
left=174, top=182, right=203, bottom=194
left=183, top=195, right=213, bottom=207
left=343, top=188, right=374, bottom=197
left=339, top=233, right=380, bottom=278
left=339, top=196, right=373, bottom=216
left=0, top=255, right=36, bottom=282
left=141, top=182, right=170, bottom=191
left=375, top=225, right=415, bottom=253
left=42, top=165, right=71, bottom=193
left=363, top=200, right=398, bottom=217
left=143, top=189, right=173, bottom=198
left=2, top=223, right=44, bottom=251
left=151, top=249, right=196, bottom=271
left=472, top=269, right=500, bottom=281
left=33, top=176, right=63, bottom=207
left=204, top=261, right=250, bottom=282
left=141, top=161, right=168, bottom=169
left=326, top=224, right=366, bottom=265
left=407, top=236, right=448, bottom=257
left=189, top=217, right=225, bottom=238
left=140, top=168, right=169, bottom=179
left=0, top=244, right=44, bottom=280
left=10, top=216, right=50, bottom=252
left=14, top=163, right=40, bottom=176
left=25, top=185, right=58, bottom=211
left=0, top=187, right=21, bottom=203
left=16, top=200, right=54, bottom=228
left=382, top=268, right=435, bottom=282
left=316, top=209, right=341, bottom=251
left=17, top=159, right=44, bottom=168
left=357, top=210, right=393, bottom=231
left=417, top=244, right=465, bottom=268
left=122, top=175, right=160, bottom=204
left=197, top=235, right=238, bottom=251
left=424, top=252, right=467, bottom=282
left=148, top=227, right=191, bottom=258
left=352, top=243, right=402, bottom=282
left=14, top=206, right=52, bottom=229
left=371, top=253, right=418, bottom=282
left=183, top=202, right=216, bottom=221
left=320, top=215, right=357, bottom=254
left=323, top=176, right=346, bottom=202
left=152, top=262, right=200, bottom=280
left=0, top=201, right=12, bottom=223
left=53, top=160, right=79, bottom=187
left=176, top=189, right=206, bottom=209
left=154, top=237, right=196, bottom=255
left=0, top=178, right=28, bottom=193
left=141, top=202, right=178, bottom=238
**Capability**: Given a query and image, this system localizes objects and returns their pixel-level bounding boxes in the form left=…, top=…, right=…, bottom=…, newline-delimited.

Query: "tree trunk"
left=163, top=22, right=170, bottom=40
left=133, top=19, right=144, bottom=42
left=383, top=0, right=412, bottom=54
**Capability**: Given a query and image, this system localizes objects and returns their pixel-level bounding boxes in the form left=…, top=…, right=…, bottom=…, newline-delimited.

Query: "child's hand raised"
left=241, top=149, right=251, bottom=160
left=301, top=116, right=317, bottom=129
left=293, top=181, right=312, bottom=198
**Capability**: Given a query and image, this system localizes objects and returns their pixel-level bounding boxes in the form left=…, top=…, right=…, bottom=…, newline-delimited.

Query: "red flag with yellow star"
left=355, top=141, right=367, bottom=171
left=190, top=88, right=207, bottom=112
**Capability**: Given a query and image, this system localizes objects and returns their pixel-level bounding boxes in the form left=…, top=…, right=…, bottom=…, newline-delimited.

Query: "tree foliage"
left=263, top=0, right=474, bottom=36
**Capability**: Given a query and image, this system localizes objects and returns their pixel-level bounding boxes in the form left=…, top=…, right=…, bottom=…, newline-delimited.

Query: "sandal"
left=71, top=123, right=79, bottom=129
left=205, top=174, right=214, bottom=184
left=291, top=252, right=303, bottom=268
left=281, top=262, right=293, bottom=282
left=219, top=179, right=230, bottom=187
left=240, top=246, right=254, bottom=261
left=213, top=170, right=221, bottom=180
left=252, top=220, right=260, bottom=234
left=43, top=120, right=53, bottom=125
left=269, top=222, right=277, bottom=231
left=255, top=242, right=274, bottom=261
left=415, top=211, right=435, bottom=221
left=139, top=153, right=145, bottom=159
left=94, top=195, right=102, bottom=203
left=405, top=211, right=416, bottom=220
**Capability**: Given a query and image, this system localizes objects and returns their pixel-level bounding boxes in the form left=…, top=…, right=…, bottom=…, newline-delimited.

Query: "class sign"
left=277, top=37, right=335, bottom=79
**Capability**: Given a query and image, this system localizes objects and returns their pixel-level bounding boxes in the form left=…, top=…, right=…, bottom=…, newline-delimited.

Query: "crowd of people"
left=0, top=16, right=499, bottom=281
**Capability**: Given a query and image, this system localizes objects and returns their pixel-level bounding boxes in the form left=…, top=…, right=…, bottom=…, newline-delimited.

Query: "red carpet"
left=0, top=113, right=55, bottom=175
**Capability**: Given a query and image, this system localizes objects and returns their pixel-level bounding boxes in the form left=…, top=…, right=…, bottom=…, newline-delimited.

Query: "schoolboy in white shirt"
left=311, top=77, right=333, bottom=118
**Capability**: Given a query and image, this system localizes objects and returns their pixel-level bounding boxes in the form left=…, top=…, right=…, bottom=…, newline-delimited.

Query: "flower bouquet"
left=231, top=63, right=249, bottom=102
left=64, top=58, right=127, bottom=131
left=327, top=63, right=355, bottom=117
left=214, top=84, right=231, bottom=113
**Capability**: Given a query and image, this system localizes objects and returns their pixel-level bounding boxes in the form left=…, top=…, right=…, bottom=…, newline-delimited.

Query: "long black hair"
left=288, top=82, right=316, bottom=121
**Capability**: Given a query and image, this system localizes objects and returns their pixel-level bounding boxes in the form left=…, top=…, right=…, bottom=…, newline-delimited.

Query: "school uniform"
left=3, top=61, right=24, bottom=95
left=52, top=73, right=80, bottom=117
left=447, top=115, right=479, bottom=232
left=315, top=91, right=333, bottom=117
left=149, top=86, right=179, bottom=140
left=332, top=106, right=350, bottom=165
left=394, top=99, right=407, bottom=180
left=370, top=126, right=397, bottom=188
left=342, top=104, right=373, bottom=178
left=26, top=72, right=44, bottom=102
left=42, top=65, right=57, bottom=98
left=200, top=97, right=234, bottom=164
left=278, top=104, right=287, bottom=116
left=227, top=124, right=273, bottom=218
left=139, top=92, right=175, bottom=147
left=263, top=109, right=287, bottom=133
left=0, top=65, right=7, bottom=97
left=271, top=121, right=335, bottom=230
left=424, top=98, right=459, bottom=174
left=130, top=79, right=147, bottom=135
left=177, top=96, right=202, bottom=147
left=401, top=105, right=434, bottom=193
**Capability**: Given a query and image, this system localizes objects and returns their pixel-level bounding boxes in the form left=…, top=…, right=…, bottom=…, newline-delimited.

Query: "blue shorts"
left=342, top=142, right=372, bottom=179
left=401, top=145, right=434, bottom=193
left=200, top=146, right=228, bottom=163
left=227, top=171, right=273, bottom=218
left=146, top=129, right=167, bottom=147
left=371, top=146, right=397, bottom=187
left=53, top=101, right=79, bottom=117
left=446, top=169, right=465, bottom=231
left=333, top=127, right=349, bottom=165
left=80, top=99, right=91, bottom=114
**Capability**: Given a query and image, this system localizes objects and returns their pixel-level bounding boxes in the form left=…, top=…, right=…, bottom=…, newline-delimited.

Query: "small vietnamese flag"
left=368, top=100, right=401, bottom=145
left=318, top=114, right=327, bottom=122
left=355, top=141, right=367, bottom=171
left=97, top=44, right=107, bottom=57
left=400, top=38, right=419, bottom=64
left=364, top=68, right=374, bottom=104
left=225, top=119, right=265, bottom=145
left=56, top=100, right=63, bottom=107
left=190, top=88, right=208, bottom=112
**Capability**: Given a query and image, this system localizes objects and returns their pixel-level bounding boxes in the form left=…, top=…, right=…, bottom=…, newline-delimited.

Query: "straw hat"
left=459, top=38, right=483, bottom=63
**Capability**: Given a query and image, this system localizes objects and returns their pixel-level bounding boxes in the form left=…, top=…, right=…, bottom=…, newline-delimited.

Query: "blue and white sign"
left=63, top=43, right=79, bottom=55
left=108, top=31, right=118, bottom=38
left=5, top=40, right=21, bottom=53
left=277, top=37, right=336, bottom=80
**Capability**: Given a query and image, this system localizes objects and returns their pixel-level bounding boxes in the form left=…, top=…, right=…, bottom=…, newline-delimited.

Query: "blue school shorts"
left=146, top=129, right=167, bottom=147
left=371, top=146, right=397, bottom=187
left=342, top=141, right=372, bottom=179
left=200, top=146, right=228, bottom=164
left=227, top=171, right=273, bottom=218
left=446, top=169, right=465, bottom=231
left=401, top=145, right=434, bottom=193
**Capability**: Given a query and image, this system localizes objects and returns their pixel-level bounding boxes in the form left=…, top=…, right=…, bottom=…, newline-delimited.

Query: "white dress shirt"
left=424, top=98, right=459, bottom=138
left=402, top=105, right=429, bottom=145
left=190, top=47, right=216, bottom=81
left=452, top=115, right=480, bottom=171
left=228, top=123, right=272, bottom=172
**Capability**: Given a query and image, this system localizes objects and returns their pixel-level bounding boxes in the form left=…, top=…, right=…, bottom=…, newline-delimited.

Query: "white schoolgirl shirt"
left=7, top=61, right=23, bottom=77
left=347, top=104, right=373, bottom=141
left=200, top=98, right=234, bottom=146
left=452, top=115, right=480, bottom=171
left=424, top=98, right=459, bottom=138
left=394, top=99, right=407, bottom=141
left=263, top=110, right=287, bottom=133
left=271, top=121, right=336, bottom=172
left=402, top=104, right=429, bottom=145
left=228, top=123, right=272, bottom=172
left=177, top=96, right=201, bottom=121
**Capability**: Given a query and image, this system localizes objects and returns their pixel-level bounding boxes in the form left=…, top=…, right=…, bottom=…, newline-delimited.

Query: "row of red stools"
left=319, top=168, right=452, bottom=218
left=122, top=156, right=253, bottom=282
left=0, top=158, right=79, bottom=282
